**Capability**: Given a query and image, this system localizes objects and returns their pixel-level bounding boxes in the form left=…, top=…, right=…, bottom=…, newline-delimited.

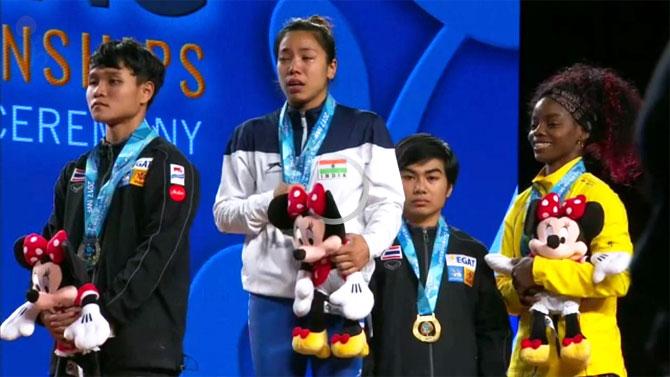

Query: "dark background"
left=520, top=2, right=669, bottom=373
left=519, top=0, right=669, bottom=187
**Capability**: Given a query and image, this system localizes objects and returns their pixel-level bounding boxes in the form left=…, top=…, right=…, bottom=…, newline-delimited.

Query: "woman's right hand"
left=274, top=182, right=304, bottom=197
left=42, top=306, right=81, bottom=345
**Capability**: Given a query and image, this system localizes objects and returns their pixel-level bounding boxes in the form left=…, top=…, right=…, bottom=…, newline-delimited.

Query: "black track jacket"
left=43, top=137, right=199, bottom=373
left=366, top=225, right=510, bottom=376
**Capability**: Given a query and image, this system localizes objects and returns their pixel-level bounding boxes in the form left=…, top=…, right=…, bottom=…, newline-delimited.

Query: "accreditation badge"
left=412, top=313, right=441, bottom=343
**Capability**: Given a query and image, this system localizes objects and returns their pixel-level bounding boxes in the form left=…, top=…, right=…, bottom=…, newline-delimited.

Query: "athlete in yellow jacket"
left=497, top=64, right=643, bottom=376
left=499, top=158, right=632, bottom=376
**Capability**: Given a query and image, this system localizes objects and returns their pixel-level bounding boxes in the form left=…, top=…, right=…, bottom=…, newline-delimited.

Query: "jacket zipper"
left=300, top=113, right=308, bottom=153
left=99, top=144, right=114, bottom=191
left=92, top=144, right=114, bottom=284
left=422, top=229, right=435, bottom=377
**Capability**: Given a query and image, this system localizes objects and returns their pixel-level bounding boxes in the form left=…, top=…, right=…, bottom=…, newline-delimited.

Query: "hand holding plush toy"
left=0, top=230, right=111, bottom=356
left=485, top=193, right=630, bottom=368
left=268, top=183, right=373, bottom=359
left=64, top=283, right=111, bottom=351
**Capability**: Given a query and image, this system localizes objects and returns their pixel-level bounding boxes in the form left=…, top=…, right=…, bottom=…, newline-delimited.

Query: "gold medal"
left=412, top=313, right=441, bottom=343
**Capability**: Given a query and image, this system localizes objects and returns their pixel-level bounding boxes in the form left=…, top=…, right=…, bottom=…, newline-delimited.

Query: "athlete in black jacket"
left=365, top=134, right=510, bottom=376
left=37, top=39, right=199, bottom=376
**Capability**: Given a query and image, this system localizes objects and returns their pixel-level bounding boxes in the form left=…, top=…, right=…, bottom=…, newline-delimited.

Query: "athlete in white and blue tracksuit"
left=213, top=100, right=404, bottom=376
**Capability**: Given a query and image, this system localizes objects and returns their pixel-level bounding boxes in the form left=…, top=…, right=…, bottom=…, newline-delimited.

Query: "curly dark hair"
left=530, top=64, right=642, bottom=185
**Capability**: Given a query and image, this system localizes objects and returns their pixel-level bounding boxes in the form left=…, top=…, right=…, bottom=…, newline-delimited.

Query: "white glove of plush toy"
left=64, top=284, right=111, bottom=353
left=484, top=254, right=515, bottom=275
left=329, top=271, right=374, bottom=320
left=0, top=301, right=40, bottom=340
left=293, top=269, right=314, bottom=317
left=591, top=252, right=632, bottom=283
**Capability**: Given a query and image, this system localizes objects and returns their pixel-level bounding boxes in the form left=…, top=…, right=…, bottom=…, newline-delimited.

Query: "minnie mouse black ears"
left=268, top=193, right=294, bottom=231
left=267, top=184, right=345, bottom=239
left=13, top=236, right=31, bottom=269
left=13, top=231, right=70, bottom=269
left=523, top=195, right=605, bottom=242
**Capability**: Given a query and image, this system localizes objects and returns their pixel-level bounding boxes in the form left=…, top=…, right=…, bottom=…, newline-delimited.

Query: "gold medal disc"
left=412, top=314, right=441, bottom=343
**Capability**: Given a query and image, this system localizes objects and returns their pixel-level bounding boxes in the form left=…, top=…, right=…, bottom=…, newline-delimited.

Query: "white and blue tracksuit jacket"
left=213, top=103, right=404, bottom=298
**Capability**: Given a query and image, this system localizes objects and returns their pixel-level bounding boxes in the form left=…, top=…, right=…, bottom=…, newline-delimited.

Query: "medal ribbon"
left=83, top=120, right=157, bottom=267
left=398, top=217, right=450, bottom=316
left=278, top=94, right=336, bottom=186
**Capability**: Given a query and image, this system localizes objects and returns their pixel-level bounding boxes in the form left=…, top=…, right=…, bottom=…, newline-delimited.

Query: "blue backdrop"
left=1, top=1, right=518, bottom=375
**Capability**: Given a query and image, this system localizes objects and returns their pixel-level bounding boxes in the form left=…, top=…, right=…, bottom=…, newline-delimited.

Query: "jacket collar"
left=286, top=101, right=326, bottom=131
left=532, top=156, right=583, bottom=193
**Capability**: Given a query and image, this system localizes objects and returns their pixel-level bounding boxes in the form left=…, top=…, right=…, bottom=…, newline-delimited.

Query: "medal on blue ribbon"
left=80, top=120, right=158, bottom=270
left=278, top=94, right=336, bottom=186
left=520, top=159, right=586, bottom=256
left=398, top=217, right=450, bottom=343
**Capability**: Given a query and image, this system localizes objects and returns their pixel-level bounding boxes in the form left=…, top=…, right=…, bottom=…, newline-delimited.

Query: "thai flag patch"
left=381, top=245, right=402, bottom=261
left=70, top=168, right=85, bottom=183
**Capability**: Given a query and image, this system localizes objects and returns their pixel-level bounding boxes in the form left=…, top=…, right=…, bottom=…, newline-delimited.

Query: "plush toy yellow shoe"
left=292, top=327, right=330, bottom=359
left=520, top=338, right=550, bottom=366
left=330, top=331, right=369, bottom=358
left=561, top=334, right=590, bottom=366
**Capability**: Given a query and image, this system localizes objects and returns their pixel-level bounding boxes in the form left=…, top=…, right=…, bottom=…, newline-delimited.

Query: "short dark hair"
left=90, top=38, right=165, bottom=108
left=396, top=133, right=459, bottom=186
left=274, top=15, right=336, bottom=63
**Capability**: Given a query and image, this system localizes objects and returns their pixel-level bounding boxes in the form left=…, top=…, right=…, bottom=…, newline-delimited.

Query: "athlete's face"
left=401, top=158, right=453, bottom=227
left=86, top=64, right=154, bottom=127
left=276, top=31, right=337, bottom=112
left=529, top=97, right=590, bottom=174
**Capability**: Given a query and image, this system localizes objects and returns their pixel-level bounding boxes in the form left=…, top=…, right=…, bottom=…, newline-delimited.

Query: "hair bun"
left=307, top=15, right=333, bottom=33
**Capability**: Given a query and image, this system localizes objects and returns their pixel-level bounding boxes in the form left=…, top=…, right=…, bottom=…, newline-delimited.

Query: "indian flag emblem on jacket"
left=318, top=159, right=347, bottom=179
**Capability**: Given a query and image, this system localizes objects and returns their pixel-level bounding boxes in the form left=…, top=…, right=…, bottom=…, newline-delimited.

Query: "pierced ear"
left=580, top=202, right=604, bottom=243
left=268, top=194, right=294, bottom=230
left=524, top=199, right=540, bottom=237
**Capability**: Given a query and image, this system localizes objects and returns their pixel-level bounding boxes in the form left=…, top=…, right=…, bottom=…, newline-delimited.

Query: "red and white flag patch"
left=170, top=164, right=185, bottom=186
left=70, top=168, right=85, bottom=183
left=381, top=245, right=402, bottom=261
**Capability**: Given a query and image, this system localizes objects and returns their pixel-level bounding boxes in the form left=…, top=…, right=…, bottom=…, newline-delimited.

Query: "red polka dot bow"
left=536, top=193, right=587, bottom=221
left=22, top=230, right=68, bottom=266
left=287, top=183, right=327, bottom=218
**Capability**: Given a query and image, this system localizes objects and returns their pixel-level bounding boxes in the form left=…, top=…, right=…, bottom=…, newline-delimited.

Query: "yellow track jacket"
left=498, top=157, right=632, bottom=377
